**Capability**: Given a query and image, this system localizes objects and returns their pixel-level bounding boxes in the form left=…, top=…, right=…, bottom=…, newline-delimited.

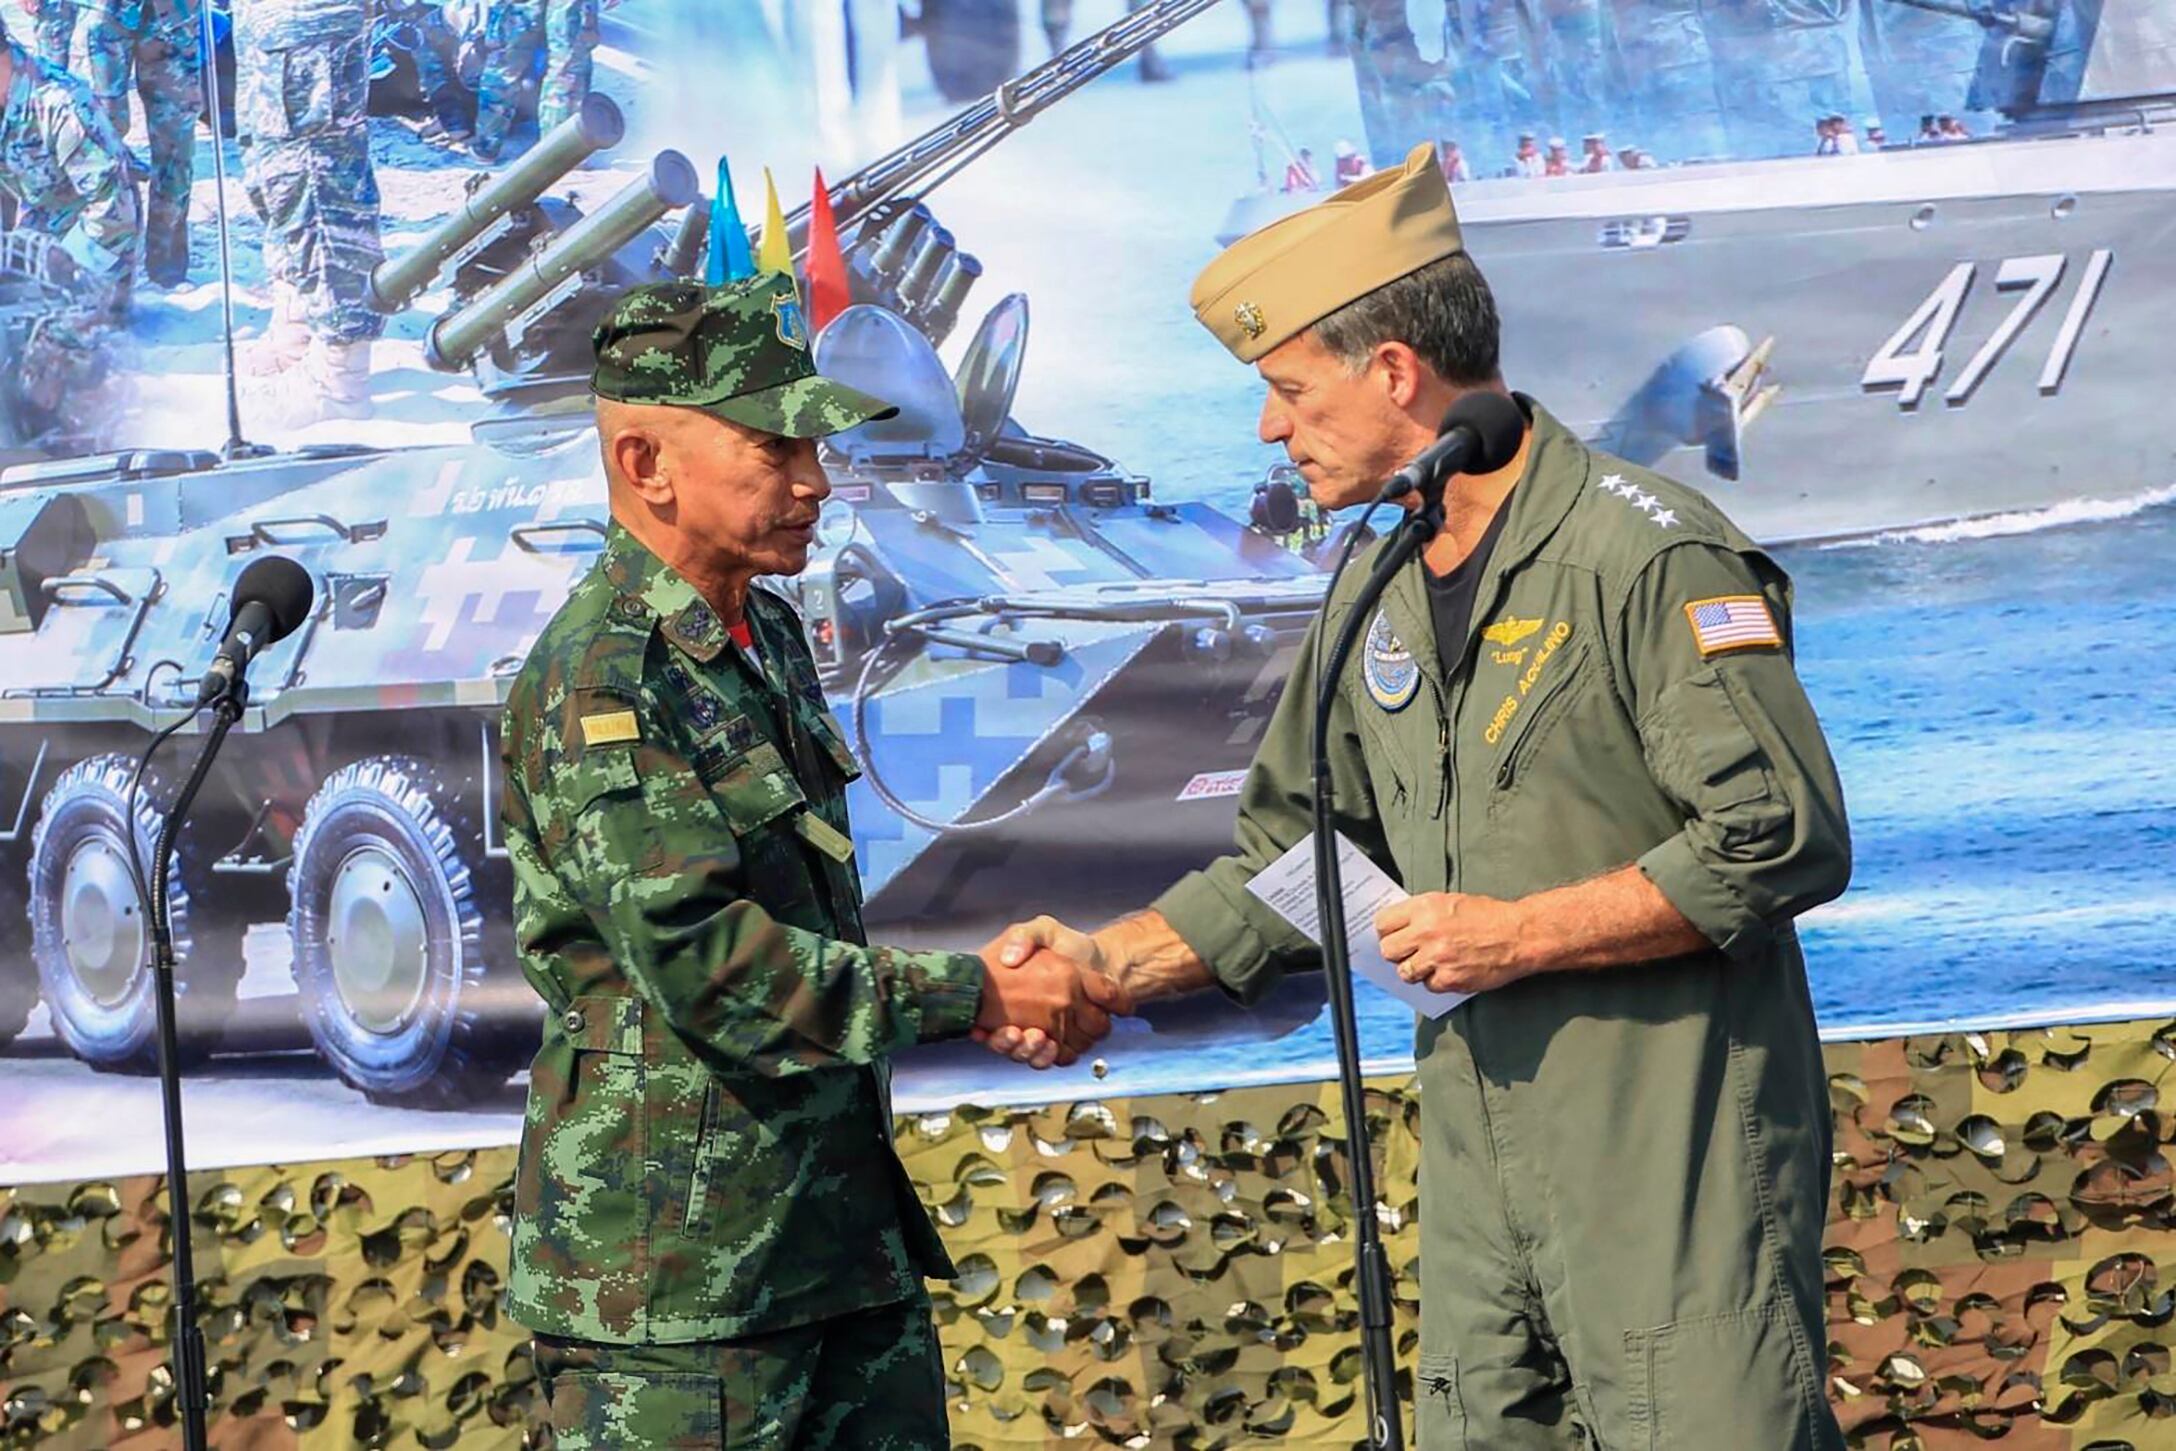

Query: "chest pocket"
left=560, top=745, right=664, bottom=873
left=1488, top=641, right=1593, bottom=799
left=698, top=738, right=810, bottom=836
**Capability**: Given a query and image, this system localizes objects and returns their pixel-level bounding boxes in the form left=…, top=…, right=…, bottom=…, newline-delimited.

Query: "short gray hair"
left=1309, top=252, right=1501, bottom=388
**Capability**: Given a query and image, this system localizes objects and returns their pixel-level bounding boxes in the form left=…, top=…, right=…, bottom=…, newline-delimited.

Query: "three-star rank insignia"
left=1362, top=609, right=1420, bottom=711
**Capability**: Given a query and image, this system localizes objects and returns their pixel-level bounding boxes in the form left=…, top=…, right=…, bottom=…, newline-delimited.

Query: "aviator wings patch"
left=1483, top=617, right=1543, bottom=648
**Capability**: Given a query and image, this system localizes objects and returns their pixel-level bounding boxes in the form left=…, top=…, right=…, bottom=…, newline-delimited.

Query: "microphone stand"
left=1310, top=491, right=1445, bottom=1451
left=149, top=679, right=248, bottom=1451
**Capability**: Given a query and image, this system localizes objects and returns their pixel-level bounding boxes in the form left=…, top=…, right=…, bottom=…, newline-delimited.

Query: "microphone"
left=197, top=555, right=315, bottom=704
left=1381, top=390, right=1527, bottom=505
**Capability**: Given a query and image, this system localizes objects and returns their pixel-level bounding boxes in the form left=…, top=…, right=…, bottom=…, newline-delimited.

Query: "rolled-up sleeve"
left=1619, top=541, right=1851, bottom=961
left=1153, top=607, right=1389, bottom=1003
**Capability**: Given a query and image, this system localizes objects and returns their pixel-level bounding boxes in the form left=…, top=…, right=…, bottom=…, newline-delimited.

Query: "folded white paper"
left=1245, top=832, right=1467, bottom=1020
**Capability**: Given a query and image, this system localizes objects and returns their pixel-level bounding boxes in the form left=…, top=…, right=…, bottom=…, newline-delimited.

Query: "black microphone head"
left=230, top=554, right=315, bottom=640
left=1438, top=391, right=1526, bottom=473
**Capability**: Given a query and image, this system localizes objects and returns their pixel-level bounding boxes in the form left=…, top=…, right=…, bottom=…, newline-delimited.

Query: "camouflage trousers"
left=474, top=0, right=598, bottom=154
left=533, top=1297, right=949, bottom=1449
left=32, top=1, right=79, bottom=67
left=234, top=14, right=385, bottom=343
left=81, top=5, right=201, bottom=285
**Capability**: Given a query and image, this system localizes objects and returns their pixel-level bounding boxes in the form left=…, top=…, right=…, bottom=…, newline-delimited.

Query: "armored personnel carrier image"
left=0, top=1, right=1327, bottom=1106
left=1223, top=0, right=2174, bottom=541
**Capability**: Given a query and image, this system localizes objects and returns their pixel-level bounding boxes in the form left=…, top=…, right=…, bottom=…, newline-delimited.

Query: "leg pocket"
left=548, top=1370, right=724, bottom=1451
left=1625, top=1304, right=1824, bottom=1451
left=1416, top=1352, right=1468, bottom=1449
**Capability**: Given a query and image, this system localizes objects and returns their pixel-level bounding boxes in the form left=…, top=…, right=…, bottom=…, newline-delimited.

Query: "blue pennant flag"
left=706, top=156, right=754, bottom=284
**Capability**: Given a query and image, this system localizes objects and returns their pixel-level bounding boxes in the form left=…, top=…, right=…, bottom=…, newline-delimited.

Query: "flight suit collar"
left=1377, top=395, right=1590, bottom=685
left=600, top=520, right=732, bottom=663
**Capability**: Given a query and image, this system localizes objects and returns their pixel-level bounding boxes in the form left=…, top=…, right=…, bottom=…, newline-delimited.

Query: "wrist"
left=1090, top=920, right=1137, bottom=975
left=1508, top=897, right=1555, bottom=978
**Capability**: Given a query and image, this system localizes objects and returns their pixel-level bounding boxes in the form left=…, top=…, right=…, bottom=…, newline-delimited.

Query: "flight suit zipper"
left=1433, top=703, right=1451, bottom=820
left=1493, top=653, right=1586, bottom=794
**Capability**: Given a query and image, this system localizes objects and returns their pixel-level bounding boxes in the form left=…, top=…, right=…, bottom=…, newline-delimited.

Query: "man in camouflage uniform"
left=233, top=0, right=384, bottom=427
left=20, top=0, right=81, bottom=69
left=0, top=18, right=139, bottom=445
left=470, top=0, right=596, bottom=163
left=79, top=0, right=199, bottom=285
left=501, top=272, right=1130, bottom=1448
left=995, top=146, right=1851, bottom=1447
left=0, top=18, right=140, bottom=308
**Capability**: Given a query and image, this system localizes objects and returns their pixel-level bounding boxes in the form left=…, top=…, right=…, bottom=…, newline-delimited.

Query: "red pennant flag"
left=806, top=167, right=850, bottom=333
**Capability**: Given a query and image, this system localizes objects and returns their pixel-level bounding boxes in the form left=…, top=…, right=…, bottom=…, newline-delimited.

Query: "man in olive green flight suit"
left=994, top=144, right=1850, bottom=1448
left=501, top=272, right=1130, bottom=1448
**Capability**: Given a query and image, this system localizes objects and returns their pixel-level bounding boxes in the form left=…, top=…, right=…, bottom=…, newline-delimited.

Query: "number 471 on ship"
left=1863, top=249, right=2114, bottom=410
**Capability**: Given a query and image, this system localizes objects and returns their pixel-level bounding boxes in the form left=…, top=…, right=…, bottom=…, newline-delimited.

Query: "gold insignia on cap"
left=1191, top=143, right=1467, bottom=364
left=580, top=710, right=641, bottom=746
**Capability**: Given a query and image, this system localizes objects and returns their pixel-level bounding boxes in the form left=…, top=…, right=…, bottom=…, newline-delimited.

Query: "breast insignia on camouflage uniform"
left=1362, top=609, right=1420, bottom=712
left=579, top=709, right=641, bottom=746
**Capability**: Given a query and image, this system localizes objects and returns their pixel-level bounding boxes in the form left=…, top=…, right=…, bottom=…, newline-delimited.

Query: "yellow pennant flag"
left=757, top=167, right=793, bottom=277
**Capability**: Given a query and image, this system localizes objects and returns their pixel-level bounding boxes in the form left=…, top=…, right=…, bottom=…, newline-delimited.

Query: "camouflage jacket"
left=0, top=41, right=138, bottom=286
left=501, top=522, right=986, bottom=1345
left=83, top=0, right=198, bottom=30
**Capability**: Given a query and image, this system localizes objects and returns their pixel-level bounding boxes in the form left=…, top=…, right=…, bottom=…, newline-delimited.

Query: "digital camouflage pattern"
left=232, top=0, right=386, bottom=344
left=473, top=0, right=597, bottom=159
left=499, top=521, right=985, bottom=1344
left=0, top=38, right=140, bottom=300
left=591, top=274, right=898, bottom=439
left=4, top=1022, right=2176, bottom=1447
left=1156, top=400, right=1850, bottom=1447
left=27, top=1, right=78, bottom=68
left=533, top=1298, right=948, bottom=1448
left=80, top=0, right=199, bottom=284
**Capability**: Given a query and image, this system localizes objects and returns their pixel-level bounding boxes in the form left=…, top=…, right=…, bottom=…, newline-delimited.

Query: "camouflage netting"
left=3, top=1018, right=2174, bottom=1448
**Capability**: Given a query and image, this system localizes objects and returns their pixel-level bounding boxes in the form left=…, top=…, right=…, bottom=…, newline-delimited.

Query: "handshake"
left=971, top=916, right=1129, bottom=1070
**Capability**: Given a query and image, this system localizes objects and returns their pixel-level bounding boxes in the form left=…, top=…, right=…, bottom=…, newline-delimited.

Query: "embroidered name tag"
left=793, top=810, right=856, bottom=863
left=579, top=710, right=641, bottom=746
left=1684, top=596, right=1781, bottom=656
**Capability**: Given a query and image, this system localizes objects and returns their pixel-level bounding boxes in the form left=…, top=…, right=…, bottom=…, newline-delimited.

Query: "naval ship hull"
left=1222, top=128, right=2176, bottom=541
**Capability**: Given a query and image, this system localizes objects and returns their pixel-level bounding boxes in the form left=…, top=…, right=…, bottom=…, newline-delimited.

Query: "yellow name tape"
left=794, top=810, right=856, bottom=864
left=579, top=710, right=641, bottom=747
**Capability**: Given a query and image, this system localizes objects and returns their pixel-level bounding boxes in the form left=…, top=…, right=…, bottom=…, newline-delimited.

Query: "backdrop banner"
left=0, top=0, right=2171, bottom=1181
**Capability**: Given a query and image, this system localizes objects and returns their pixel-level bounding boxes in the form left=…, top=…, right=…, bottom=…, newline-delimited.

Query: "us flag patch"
left=1684, top=596, right=1781, bottom=656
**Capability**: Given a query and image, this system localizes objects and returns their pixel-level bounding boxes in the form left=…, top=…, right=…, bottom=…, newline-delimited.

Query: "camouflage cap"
left=590, top=273, right=897, bottom=438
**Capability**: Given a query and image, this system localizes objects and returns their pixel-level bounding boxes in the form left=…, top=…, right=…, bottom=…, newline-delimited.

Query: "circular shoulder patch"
left=1362, top=609, right=1421, bottom=712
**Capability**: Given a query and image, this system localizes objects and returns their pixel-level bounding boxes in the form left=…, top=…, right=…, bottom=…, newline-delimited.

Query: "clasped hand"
left=1375, top=891, right=1530, bottom=995
left=974, top=917, right=1132, bottom=1069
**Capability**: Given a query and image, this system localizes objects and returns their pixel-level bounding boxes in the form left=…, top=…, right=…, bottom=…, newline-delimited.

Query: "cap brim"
left=693, top=374, right=899, bottom=439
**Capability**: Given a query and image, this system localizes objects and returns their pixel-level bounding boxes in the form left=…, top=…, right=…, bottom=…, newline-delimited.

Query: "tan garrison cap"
left=1192, top=142, right=1464, bottom=363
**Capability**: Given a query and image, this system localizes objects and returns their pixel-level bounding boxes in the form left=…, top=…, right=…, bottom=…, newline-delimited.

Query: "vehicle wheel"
left=0, top=850, right=35, bottom=1047
left=922, top=0, right=1021, bottom=104
left=27, top=755, right=245, bottom=1071
left=288, top=756, right=522, bottom=1108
